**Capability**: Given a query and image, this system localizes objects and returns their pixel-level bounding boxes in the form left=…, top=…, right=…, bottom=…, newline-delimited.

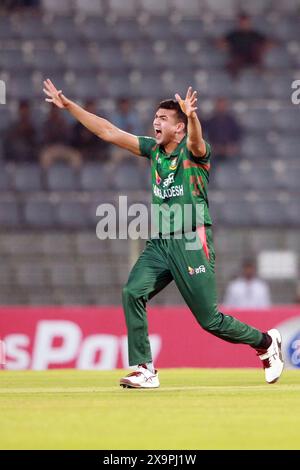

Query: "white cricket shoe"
left=257, top=329, right=284, bottom=384
left=120, top=364, right=160, bottom=389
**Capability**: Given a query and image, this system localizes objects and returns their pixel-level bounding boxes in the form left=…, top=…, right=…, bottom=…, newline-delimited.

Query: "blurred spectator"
left=111, top=98, right=142, bottom=135
left=4, top=100, right=38, bottom=163
left=204, top=97, right=242, bottom=165
left=223, top=259, right=272, bottom=309
left=71, top=100, right=110, bottom=162
left=218, top=13, right=271, bottom=77
left=40, top=105, right=81, bottom=168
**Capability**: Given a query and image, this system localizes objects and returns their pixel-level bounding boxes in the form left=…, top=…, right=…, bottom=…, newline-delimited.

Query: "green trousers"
left=122, top=227, right=263, bottom=366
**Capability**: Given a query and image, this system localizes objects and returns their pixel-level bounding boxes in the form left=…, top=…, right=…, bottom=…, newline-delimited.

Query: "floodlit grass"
left=0, top=369, right=299, bottom=449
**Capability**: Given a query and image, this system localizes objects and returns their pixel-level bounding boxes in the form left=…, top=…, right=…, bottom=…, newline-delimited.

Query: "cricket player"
left=43, top=79, right=284, bottom=388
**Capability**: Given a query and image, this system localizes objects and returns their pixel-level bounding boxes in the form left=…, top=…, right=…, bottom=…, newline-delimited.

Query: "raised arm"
left=175, top=86, right=206, bottom=158
left=43, top=79, right=141, bottom=156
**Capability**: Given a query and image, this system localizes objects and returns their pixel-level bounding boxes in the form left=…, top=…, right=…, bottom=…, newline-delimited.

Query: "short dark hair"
left=157, top=99, right=187, bottom=128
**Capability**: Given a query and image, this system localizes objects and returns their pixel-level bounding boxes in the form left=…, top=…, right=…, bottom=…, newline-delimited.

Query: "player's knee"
left=200, top=310, right=223, bottom=333
left=122, top=282, right=140, bottom=303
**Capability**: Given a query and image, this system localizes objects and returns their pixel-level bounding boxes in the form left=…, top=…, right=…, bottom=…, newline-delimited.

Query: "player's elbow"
left=188, top=141, right=207, bottom=158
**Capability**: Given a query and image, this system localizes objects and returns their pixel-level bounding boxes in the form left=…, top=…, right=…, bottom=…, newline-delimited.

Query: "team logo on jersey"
left=169, top=157, right=178, bottom=170
left=188, top=265, right=206, bottom=275
left=162, top=173, right=175, bottom=188
left=155, top=170, right=161, bottom=185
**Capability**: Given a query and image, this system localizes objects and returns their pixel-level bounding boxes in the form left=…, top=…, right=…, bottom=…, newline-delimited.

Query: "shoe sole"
left=120, top=378, right=159, bottom=389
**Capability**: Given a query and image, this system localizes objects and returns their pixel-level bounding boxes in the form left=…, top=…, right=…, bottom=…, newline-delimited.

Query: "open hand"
left=175, top=86, right=198, bottom=118
left=43, top=78, right=69, bottom=109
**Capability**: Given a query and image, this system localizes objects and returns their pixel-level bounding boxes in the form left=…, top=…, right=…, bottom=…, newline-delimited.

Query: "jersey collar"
left=159, top=135, right=187, bottom=158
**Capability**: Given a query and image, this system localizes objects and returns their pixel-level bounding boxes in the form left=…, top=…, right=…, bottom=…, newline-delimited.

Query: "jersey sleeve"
left=188, top=140, right=211, bottom=165
left=138, top=136, right=156, bottom=159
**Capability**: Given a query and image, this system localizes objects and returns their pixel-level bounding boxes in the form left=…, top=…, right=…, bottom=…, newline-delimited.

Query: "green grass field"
left=1, top=368, right=299, bottom=450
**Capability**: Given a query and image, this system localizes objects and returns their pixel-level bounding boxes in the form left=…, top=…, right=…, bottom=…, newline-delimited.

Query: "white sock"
left=146, top=362, right=155, bottom=373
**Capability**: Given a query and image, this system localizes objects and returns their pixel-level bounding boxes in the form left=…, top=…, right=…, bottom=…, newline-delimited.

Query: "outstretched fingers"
left=185, top=86, right=193, bottom=100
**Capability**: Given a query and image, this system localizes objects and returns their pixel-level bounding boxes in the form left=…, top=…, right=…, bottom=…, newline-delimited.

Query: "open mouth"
left=155, top=129, right=162, bottom=138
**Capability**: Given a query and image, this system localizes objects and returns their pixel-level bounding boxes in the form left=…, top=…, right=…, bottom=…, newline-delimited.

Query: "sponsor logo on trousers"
left=188, top=265, right=206, bottom=275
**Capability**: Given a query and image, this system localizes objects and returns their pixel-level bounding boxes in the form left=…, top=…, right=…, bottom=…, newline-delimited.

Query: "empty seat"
left=193, top=48, right=226, bottom=68
left=0, top=233, right=43, bottom=255
left=0, top=109, right=12, bottom=133
left=276, top=137, right=299, bottom=159
left=128, top=44, right=156, bottom=70
left=214, top=165, right=247, bottom=190
left=30, top=48, right=64, bottom=72
left=174, top=19, right=205, bottom=40
left=49, top=16, right=80, bottom=42
left=285, top=200, right=300, bottom=226
left=268, top=74, right=294, bottom=99
left=56, top=201, right=90, bottom=228
left=132, top=74, right=164, bottom=99
left=237, top=0, right=272, bottom=16
left=96, top=47, right=128, bottom=72
left=171, top=0, right=201, bottom=17
left=14, top=165, right=42, bottom=192
left=241, top=136, right=275, bottom=160
left=46, top=164, right=79, bottom=191
left=273, top=18, right=300, bottom=40
left=235, top=73, right=268, bottom=99
left=252, top=201, right=288, bottom=226
left=140, top=0, right=169, bottom=15
left=15, top=264, right=48, bottom=287
left=243, top=168, right=279, bottom=190
left=278, top=168, right=300, bottom=190
left=48, top=263, right=81, bottom=287
left=0, top=265, right=14, bottom=287
left=82, top=264, right=116, bottom=287
left=9, top=75, right=35, bottom=100
left=0, top=166, right=12, bottom=191
left=205, top=0, right=236, bottom=16
left=0, top=200, right=21, bottom=227
left=71, top=75, right=105, bottom=100
left=218, top=201, right=254, bottom=227
left=64, top=47, right=96, bottom=72
left=143, top=19, right=173, bottom=41
left=263, top=47, right=293, bottom=69
left=42, top=0, right=73, bottom=14
left=24, top=200, right=57, bottom=228
left=16, top=16, right=51, bottom=41
left=108, top=0, right=137, bottom=17
left=75, top=233, right=109, bottom=255
left=273, top=108, right=300, bottom=132
left=0, top=49, right=27, bottom=72
left=74, top=0, right=104, bottom=15
left=42, top=233, right=74, bottom=255
left=80, top=163, right=113, bottom=191
left=155, top=46, right=193, bottom=70
left=81, top=18, right=116, bottom=42
left=0, top=17, right=17, bottom=40
left=238, top=108, right=273, bottom=133
left=114, top=19, right=144, bottom=41
left=106, top=76, right=134, bottom=98
left=112, top=162, right=145, bottom=190
left=198, top=72, right=235, bottom=98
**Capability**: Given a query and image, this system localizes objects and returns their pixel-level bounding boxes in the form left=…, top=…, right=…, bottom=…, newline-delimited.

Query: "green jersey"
left=138, top=135, right=212, bottom=235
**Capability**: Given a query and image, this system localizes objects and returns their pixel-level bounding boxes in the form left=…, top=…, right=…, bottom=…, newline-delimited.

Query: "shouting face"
left=153, top=108, right=185, bottom=147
